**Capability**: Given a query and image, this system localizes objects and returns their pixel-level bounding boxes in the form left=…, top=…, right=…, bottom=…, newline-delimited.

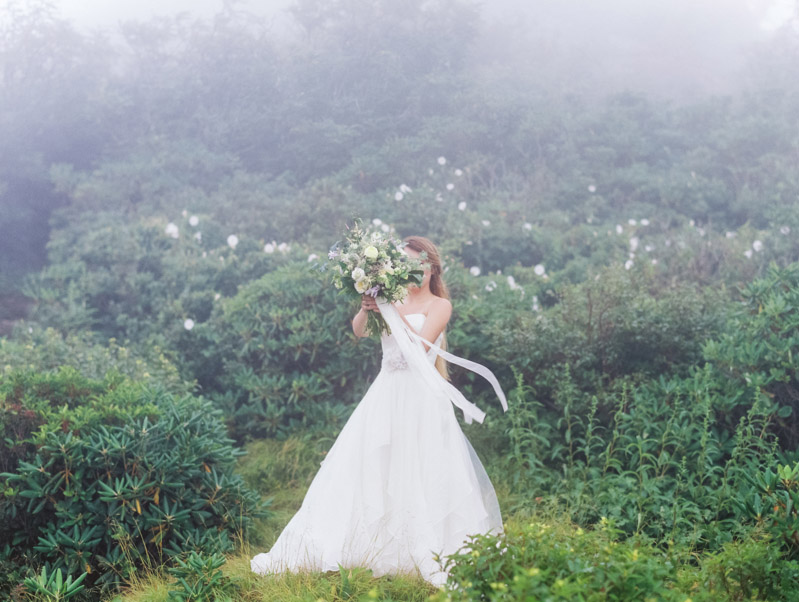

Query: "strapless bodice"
left=380, top=313, right=443, bottom=372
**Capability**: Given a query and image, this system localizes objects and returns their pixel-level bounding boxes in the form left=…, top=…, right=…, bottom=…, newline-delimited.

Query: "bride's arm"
left=352, top=296, right=378, bottom=337
left=416, top=297, right=452, bottom=351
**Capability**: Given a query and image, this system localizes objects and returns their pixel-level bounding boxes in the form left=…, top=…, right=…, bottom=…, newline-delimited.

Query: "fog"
left=49, top=0, right=799, bottom=98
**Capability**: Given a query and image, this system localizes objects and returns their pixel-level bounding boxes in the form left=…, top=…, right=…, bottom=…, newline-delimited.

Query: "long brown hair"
left=403, top=236, right=450, bottom=380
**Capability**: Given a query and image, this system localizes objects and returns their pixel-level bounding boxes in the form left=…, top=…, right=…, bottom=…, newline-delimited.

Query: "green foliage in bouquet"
left=327, top=218, right=424, bottom=336
left=205, top=262, right=381, bottom=440
left=0, top=369, right=269, bottom=596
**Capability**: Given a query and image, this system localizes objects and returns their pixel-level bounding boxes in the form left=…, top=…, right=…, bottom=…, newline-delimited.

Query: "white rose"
left=354, top=279, right=370, bottom=294
left=351, top=267, right=365, bottom=281
left=364, top=246, right=379, bottom=260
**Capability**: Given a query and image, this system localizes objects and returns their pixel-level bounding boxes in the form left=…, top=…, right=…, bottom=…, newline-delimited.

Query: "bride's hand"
left=361, top=296, right=379, bottom=313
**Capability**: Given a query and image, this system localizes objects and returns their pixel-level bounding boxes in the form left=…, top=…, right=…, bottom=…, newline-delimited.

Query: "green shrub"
left=703, top=262, right=799, bottom=447
left=0, top=368, right=269, bottom=597
left=0, top=326, right=188, bottom=394
left=433, top=517, right=684, bottom=601
left=203, top=263, right=380, bottom=439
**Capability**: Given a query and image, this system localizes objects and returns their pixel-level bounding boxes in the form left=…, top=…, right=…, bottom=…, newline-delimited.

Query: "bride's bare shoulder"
left=430, top=296, right=452, bottom=315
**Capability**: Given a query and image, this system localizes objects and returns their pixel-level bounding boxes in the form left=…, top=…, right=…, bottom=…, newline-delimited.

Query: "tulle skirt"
left=250, top=366, right=503, bottom=586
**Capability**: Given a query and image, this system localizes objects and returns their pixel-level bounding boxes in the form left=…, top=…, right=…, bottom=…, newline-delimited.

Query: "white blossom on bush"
left=523, top=222, right=532, bottom=231
left=189, top=215, right=199, bottom=226
left=437, top=156, right=447, bottom=165
left=625, top=259, right=634, bottom=270
left=394, top=191, right=404, bottom=201
left=481, top=220, right=491, bottom=227
left=781, top=226, right=791, bottom=235
left=227, top=234, right=239, bottom=249
left=534, top=264, right=546, bottom=276
left=446, top=183, right=454, bottom=191
left=183, top=319, right=195, bottom=330
left=165, top=222, right=179, bottom=238
left=308, top=253, right=318, bottom=262
left=469, top=266, right=481, bottom=276
left=455, top=169, right=463, bottom=176
left=744, top=249, right=754, bottom=258
left=752, top=240, right=764, bottom=252
left=372, top=218, right=382, bottom=226
left=588, top=184, right=597, bottom=193
left=616, top=224, right=623, bottom=235
left=458, top=201, right=467, bottom=211
left=264, top=243, right=275, bottom=253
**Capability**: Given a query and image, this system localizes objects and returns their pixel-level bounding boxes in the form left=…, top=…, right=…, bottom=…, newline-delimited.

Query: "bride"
left=250, top=235, right=504, bottom=586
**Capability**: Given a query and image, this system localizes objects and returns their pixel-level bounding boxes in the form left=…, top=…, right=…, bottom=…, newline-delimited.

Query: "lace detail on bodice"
left=380, top=313, right=443, bottom=373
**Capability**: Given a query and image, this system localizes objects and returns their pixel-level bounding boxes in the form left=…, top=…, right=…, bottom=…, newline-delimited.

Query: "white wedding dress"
left=250, top=312, right=503, bottom=586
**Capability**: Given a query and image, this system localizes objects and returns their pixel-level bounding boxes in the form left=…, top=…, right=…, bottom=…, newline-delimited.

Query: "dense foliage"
left=0, top=369, right=269, bottom=595
left=2, top=0, right=799, bottom=599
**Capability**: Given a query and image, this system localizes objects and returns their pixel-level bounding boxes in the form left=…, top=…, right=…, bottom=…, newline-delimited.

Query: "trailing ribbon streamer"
left=376, top=299, right=508, bottom=424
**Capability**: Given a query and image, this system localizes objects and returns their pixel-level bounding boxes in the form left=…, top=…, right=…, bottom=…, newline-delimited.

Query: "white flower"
left=351, top=267, right=365, bottom=281
left=781, top=226, right=791, bottom=235
left=629, top=237, right=639, bottom=252
left=372, top=218, right=382, bottom=226
left=469, top=266, right=481, bottom=276
left=165, top=222, right=179, bottom=238
left=726, top=231, right=736, bottom=239
left=523, top=222, right=532, bottom=231
left=481, top=220, right=491, bottom=227
left=437, top=156, right=447, bottom=165
left=194, top=231, right=202, bottom=242
left=644, top=244, right=654, bottom=252
left=428, top=168, right=434, bottom=176
left=744, top=249, right=754, bottom=258
left=181, top=209, right=188, bottom=217
left=381, top=224, right=390, bottom=232
left=264, top=243, right=275, bottom=253
left=214, top=293, right=221, bottom=300
left=458, top=201, right=467, bottom=211
left=189, top=215, right=199, bottom=226
left=534, top=264, right=546, bottom=276
left=28, top=326, right=33, bottom=333
left=507, top=275, right=519, bottom=289
left=364, top=245, right=379, bottom=260
left=371, top=231, right=382, bottom=242
left=641, top=218, right=650, bottom=226
left=307, top=253, right=318, bottom=262
left=588, top=184, right=597, bottom=193
left=628, top=219, right=637, bottom=226
left=395, top=191, right=404, bottom=201
left=277, top=242, right=289, bottom=253
left=752, top=240, right=763, bottom=252
left=616, top=224, right=623, bottom=235
left=399, top=184, right=412, bottom=193
left=446, top=183, right=454, bottom=191
left=227, top=234, right=239, bottom=249
left=183, top=319, right=195, bottom=330
left=455, top=169, right=463, bottom=176
left=202, top=251, right=207, bottom=257
left=689, top=219, right=695, bottom=227
left=697, top=227, right=706, bottom=236
left=354, top=279, right=370, bottom=294
left=485, top=280, right=497, bottom=292
left=436, top=193, right=444, bottom=202
left=625, top=259, right=634, bottom=270
left=651, top=259, right=658, bottom=265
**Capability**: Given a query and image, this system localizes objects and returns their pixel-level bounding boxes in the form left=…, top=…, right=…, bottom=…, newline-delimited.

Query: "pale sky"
left=55, top=0, right=294, bottom=32
left=52, top=0, right=797, bottom=33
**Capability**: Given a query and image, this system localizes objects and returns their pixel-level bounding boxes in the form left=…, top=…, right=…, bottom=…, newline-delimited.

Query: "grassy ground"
left=108, top=435, right=793, bottom=602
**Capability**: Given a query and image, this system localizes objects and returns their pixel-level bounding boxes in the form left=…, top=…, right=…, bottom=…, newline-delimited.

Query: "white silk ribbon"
left=376, top=299, right=508, bottom=424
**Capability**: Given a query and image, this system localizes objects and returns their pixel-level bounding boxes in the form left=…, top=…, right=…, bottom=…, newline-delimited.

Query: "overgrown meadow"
left=2, top=1, right=799, bottom=600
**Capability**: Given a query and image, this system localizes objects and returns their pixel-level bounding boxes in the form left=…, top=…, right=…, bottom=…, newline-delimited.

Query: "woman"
left=250, top=236, right=503, bottom=586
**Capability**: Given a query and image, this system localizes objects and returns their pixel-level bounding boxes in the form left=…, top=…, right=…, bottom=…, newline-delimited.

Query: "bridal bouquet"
left=327, top=220, right=425, bottom=336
